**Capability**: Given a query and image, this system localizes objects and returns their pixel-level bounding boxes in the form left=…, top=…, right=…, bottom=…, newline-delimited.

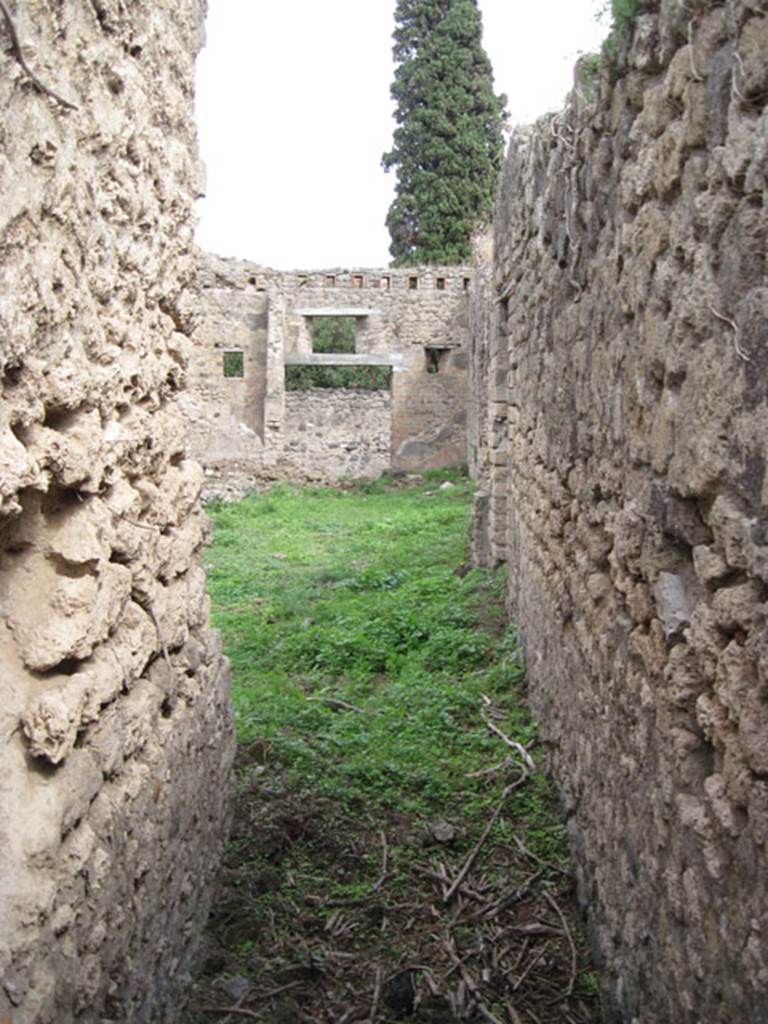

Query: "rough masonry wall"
left=472, top=2, right=767, bottom=1021
left=181, top=254, right=269, bottom=496
left=282, top=388, right=392, bottom=481
left=188, top=254, right=471, bottom=492
left=0, top=4, right=234, bottom=1021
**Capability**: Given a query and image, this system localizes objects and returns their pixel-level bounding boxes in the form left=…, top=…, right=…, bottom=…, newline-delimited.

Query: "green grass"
left=205, top=472, right=566, bottom=861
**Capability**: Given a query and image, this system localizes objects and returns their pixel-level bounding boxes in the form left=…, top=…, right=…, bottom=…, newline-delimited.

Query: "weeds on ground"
left=207, top=475, right=547, bottom=830
left=187, top=472, right=599, bottom=1023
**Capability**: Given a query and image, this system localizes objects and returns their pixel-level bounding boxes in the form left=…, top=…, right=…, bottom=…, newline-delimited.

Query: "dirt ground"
left=181, top=744, right=601, bottom=1024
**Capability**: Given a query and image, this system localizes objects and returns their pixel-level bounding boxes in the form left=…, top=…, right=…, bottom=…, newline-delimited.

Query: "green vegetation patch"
left=188, top=474, right=599, bottom=1022
left=311, top=315, right=357, bottom=354
left=285, top=364, right=392, bottom=390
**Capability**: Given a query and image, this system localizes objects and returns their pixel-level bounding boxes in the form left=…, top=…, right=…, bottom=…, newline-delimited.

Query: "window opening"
left=285, top=365, right=392, bottom=391
left=436, top=277, right=446, bottom=290
left=425, top=347, right=449, bottom=374
left=408, top=275, right=419, bottom=290
left=324, top=274, right=336, bottom=287
left=311, top=316, right=356, bottom=354
left=223, top=350, right=244, bottom=378
left=463, top=277, right=471, bottom=291
left=380, top=275, right=391, bottom=290
left=352, top=274, right=365, bottom=288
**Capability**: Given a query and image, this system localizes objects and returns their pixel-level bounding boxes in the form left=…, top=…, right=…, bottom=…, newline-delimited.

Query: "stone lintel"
left=294, top=307, right=378, bottom=317
left=284, top=352, right=405, bottom=370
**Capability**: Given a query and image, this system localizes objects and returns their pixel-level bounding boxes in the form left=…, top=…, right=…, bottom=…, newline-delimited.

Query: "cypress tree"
left=382, top=0, right=507, bottom=266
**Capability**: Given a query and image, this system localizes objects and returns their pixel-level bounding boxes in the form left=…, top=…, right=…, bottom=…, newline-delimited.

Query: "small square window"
left=297, top=274, right=308, bottom=287
left=324, top=274, right=336, bottom=287
left=436, top=277, right=446, bottom=290
left=223, top=351, right=244, bottom=378
left=425, top=347, right=448, bottom=374
left=352, top=274, right=365, bottom=288
left=380, top=275, right=391, bottom=290
left=408, top=276, right=419, bottom=290
left=463, top=277, right=471, bottom=291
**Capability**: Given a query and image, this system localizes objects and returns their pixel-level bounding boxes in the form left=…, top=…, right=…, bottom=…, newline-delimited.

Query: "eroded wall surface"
left=188, top=254, right=471, bottom=492
left=471, top=1, right=767, bottom=1020
left=0, top=3, right=234, bottom=1021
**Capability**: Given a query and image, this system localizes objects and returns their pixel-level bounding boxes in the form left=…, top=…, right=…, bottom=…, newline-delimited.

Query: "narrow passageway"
left=182, top=473, right=600, bottom=1024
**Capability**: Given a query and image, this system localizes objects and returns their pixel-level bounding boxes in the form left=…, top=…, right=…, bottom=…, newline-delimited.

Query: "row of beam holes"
left=288, top=274, right=472, bottom=291
left=242, top=272, right=473, bottom=291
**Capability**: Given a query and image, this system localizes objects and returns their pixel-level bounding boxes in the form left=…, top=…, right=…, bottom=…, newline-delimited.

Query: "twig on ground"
left=368, top=965, right=383, bottom=1023
left=512, top=834, right=571, bottom=877
left=190, top=1007, right=261, bottom=1021
left=480, top=695, right=536, bottom=771
left=307, top=696, right=367, bottom=714
left=505, top=999, right=526, bottom=1024
left=412, top=862, right=485, bottom=904
left=443, top=772, right=529, bottom=905
left=509, top=922, right=564, bottom=937
left=512, top=940, right=552, bottom=992
left=443, top=935, right=504, bottom=1024
left=475, top=868, right=546, bottom=920
left=477, top=1005, right=506, bottom=1024
left=465, top=756, right=516, bottom=778
left=543, top=889, right=578, bottom=1001
left=0, top=0, right=78, bottom=109
left=396, top=965, right=439, bottom=996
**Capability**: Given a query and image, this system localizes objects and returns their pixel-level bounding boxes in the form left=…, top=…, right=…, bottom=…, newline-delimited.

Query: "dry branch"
left=190, top=1007, right=261, bottom=1021
left=0, top=0, right=78, bottom=109
left=368, top=965, right=383, bottom=1023
left=543, top=888, right=578, bottom=1001
left=306, top=696, right=367, bottom=714
left=480, top=694, right=536, bottom=771
left=443, top=771, right=529, bottom=904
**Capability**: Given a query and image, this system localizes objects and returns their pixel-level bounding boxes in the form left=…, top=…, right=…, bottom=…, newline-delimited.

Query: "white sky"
left=194, top=1, right=607, bottom=270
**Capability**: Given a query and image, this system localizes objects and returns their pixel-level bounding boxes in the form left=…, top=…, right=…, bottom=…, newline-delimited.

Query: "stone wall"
left=0, top=3, right=234, bottom=1021
left=471, top=1, right=768, bottom=1020
left=283, top=388, right=391, bottom=481
left=180, top=255, right=269, bottom=496
left=188, top=254, right=472, bottom=492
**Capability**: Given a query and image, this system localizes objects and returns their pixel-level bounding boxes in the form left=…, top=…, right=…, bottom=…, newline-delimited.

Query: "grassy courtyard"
left=184, top=471, right=599, bottom=1024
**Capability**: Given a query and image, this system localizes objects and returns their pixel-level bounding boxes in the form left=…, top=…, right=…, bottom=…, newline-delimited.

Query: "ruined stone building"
left=185, top=254, right=472, bottom=494
left=1, top=0, right=767, bottom=1022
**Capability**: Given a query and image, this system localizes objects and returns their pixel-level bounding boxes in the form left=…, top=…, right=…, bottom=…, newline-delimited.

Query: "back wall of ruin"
left=186, top=254, right=473, bottom=494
